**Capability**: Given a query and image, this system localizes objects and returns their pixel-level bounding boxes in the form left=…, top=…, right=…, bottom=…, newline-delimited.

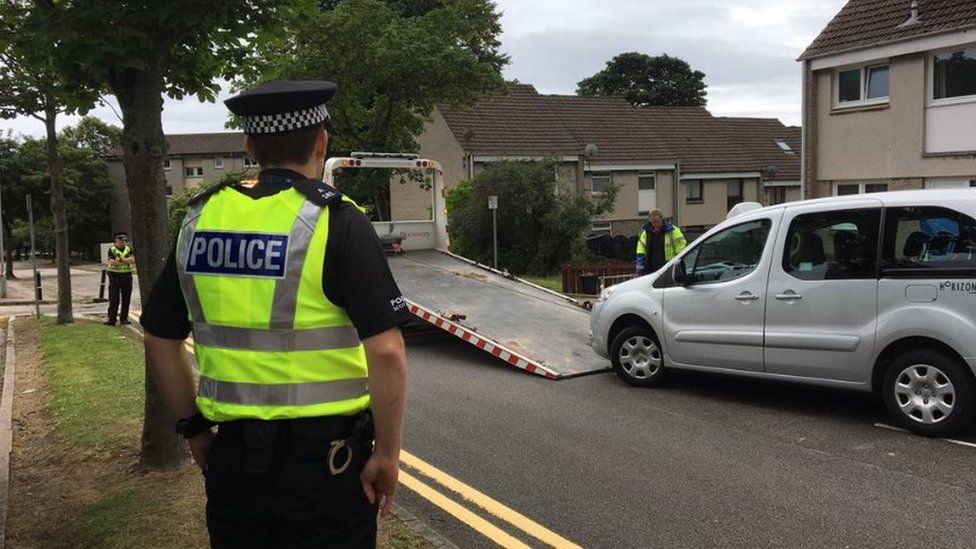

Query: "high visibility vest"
left=175, top=182, right=369, bottom=422
left=107, top=246, right=134, bottom=274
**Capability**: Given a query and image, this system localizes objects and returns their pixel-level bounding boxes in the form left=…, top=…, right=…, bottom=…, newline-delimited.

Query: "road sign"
left=488, top=196, right=498, bottom=210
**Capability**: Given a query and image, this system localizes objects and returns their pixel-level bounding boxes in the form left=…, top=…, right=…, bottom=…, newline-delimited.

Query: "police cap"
left=113, top=232, right=127, bottom=239
left=224, top=80, right=337, bottom=135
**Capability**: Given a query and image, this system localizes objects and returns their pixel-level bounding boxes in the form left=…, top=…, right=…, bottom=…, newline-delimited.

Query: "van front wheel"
left=610, top=326, right=665, bottom=387
left=882, top=349, right=976, bottom=437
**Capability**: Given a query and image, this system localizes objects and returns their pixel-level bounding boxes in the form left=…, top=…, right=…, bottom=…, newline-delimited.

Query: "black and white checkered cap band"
left=242, top=104, right=330, bottom=135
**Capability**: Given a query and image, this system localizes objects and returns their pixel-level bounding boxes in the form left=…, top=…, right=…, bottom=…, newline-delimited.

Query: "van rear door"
left=763, top=200, right=883, bottom=382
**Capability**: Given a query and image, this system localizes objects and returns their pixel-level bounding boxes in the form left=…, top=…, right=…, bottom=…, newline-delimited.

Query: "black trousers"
left=205, top=415, right=378, bottom=548
left=106, top=272, right=132, bottom=324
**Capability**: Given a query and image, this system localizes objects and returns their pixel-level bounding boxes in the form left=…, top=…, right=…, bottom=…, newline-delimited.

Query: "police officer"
left=140, top=80, right=410, bottom=548
left=105, top=231, right=135, bottom=325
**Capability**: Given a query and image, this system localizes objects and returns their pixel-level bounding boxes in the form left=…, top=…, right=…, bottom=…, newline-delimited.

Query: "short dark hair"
left=248, top=124, right=323, bottom=167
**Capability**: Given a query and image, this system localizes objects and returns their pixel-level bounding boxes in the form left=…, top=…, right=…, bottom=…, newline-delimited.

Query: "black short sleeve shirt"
left=140, top=170, right=411, bottom=341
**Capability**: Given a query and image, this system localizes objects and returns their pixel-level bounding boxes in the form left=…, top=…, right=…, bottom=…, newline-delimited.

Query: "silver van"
left=590, top=190, right=976, bottom=436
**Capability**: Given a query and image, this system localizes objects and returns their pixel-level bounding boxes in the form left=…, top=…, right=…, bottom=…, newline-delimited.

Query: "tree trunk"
left=113, top=62, right=188, bottom=469
left=44, top=103, right=73, bottom=324
left=3, top=223, right=15, bottom=280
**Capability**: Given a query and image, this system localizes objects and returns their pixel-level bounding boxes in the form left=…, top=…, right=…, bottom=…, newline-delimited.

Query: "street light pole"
left=0, top=169, right=6, bottom=298
left=27, top=194, right=40, bottom=317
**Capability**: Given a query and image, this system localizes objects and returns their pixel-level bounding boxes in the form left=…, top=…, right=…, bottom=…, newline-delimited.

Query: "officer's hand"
left=360, top=454, right=399, bottom=517
left=188, top=430, right=214, bottom=470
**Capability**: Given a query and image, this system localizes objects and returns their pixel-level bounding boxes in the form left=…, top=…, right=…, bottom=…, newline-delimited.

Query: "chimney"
left=899, top=1, right=921, bottom=27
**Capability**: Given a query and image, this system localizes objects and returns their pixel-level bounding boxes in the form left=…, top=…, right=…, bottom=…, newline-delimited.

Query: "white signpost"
left=488, top=195, right=498, bottom=269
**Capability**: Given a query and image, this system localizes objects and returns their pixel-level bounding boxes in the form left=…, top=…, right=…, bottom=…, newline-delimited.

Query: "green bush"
left=446, top=160, right=616, bottom=275
left=167, top=173, right=247, bottom=242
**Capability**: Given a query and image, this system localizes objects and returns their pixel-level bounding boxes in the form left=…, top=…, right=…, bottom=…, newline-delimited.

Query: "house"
left=107, top=133, right=255, bottom=234
left=800, top=0, right=976, bottom=199
left=412, top=84, right=801, bottom=238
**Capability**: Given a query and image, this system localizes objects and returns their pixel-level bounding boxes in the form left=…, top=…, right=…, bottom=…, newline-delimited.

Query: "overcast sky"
left=0, top=0, right=846, bottom=138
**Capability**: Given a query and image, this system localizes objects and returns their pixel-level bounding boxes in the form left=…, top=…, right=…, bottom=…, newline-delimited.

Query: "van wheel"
left=610, top=326, right=665, bottom=387
left=882, top=349, right=976, bottom=437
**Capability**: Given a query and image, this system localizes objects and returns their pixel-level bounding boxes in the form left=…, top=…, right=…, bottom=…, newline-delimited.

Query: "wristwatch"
left=175, top=413, right=215, bottom=439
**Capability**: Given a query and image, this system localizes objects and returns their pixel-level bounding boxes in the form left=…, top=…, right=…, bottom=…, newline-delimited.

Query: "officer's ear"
left=314, top=127, right=328, bottom=160
left=244, top=135, right=256, bottom=158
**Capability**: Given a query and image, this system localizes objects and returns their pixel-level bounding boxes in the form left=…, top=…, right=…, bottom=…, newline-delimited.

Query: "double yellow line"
left=129, top=311, right=579, bottom=548
left=400, top=450, right=581, bottom=548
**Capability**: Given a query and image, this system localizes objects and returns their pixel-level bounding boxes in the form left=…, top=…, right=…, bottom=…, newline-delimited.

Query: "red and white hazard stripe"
left=406, top=301, right=560, bottom=380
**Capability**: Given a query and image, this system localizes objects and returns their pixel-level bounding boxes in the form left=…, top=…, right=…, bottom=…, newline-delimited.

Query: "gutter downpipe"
left=800, top=59, right=808, bottom=200
left=673, top=162, right=682, bottom=227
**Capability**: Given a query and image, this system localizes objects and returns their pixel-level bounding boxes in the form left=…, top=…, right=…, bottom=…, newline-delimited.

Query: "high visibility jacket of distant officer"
left=138, top=80, right=411, bottom=549
left=105, top=232, right=134, bottom=326
left=636, top=211, right=687, bottom=276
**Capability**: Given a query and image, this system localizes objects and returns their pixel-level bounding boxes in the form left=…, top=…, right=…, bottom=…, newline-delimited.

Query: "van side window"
left=682, top=219, right=771, bottom=284
left=784, top=208, right=881, bottom=280
left=881, top=206, right=976, bottom=277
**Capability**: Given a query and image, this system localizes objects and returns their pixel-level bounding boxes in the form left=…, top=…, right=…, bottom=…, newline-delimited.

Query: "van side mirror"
left=673, top=260, right=692, bottom=286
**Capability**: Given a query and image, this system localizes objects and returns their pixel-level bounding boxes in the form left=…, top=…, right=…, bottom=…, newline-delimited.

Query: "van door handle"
left=775, top=291, right=802, bottom=301
left=734, top=292, right=760, bottom=302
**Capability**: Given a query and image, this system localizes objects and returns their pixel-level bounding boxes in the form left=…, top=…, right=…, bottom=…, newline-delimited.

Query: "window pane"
left=836, top=184, right=860, bottom=195
left=784, top=209, right=881, bottom=280
left=865, top=183, right=888, bottom=193
left=690, top=220, right=771, bottom=284
left=687, top=181, right=702, bottom=200
left=883, top=206, right=976, bottom=274
left=637, top=174, right=655, bottom=190
left=591, top=173, right=610, bottom=193
left=934, top=48, right=976, bottom=99
left=867, top=65, right=890, bottom=99
left=838, top=69, right=862, bottom=102
left=727, top=180, right=743, bottom=197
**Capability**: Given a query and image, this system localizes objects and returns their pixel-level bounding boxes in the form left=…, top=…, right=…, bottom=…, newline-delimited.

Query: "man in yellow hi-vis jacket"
left=636, top=209, right=687, bottom=276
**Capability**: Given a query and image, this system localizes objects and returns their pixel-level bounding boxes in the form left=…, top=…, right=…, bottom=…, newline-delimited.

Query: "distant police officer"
left=140, top=80, right=411, bottom=548
left=105, top=231, right=135, bottom=325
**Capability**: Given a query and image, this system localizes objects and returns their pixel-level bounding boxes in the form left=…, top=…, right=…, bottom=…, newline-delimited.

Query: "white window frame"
left=686, top=180, right=704, bottom=203
left=928, top=44, right=976, bottom=107
left=162, top=158, right=171, bottom=171
left=775, top=140, right=795, bottom=154
left=590, top=222, right=612, bottom=236
left=833, top=182, right=889, bottom=196
left=590, top=172, right=612, bottom=195
left=243, top=156, right=258, bottom=168
left=834, top=62, right=890, bottom=109
left=185, top=166, right=204, bottom=178
left=213, top=156, right=224, bottom=169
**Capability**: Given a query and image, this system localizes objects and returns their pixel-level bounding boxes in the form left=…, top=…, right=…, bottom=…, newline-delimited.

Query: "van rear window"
left=882, top=206, right=976, bottom=277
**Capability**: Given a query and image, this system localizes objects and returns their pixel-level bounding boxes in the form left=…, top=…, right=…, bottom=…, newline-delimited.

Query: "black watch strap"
left=175, top=413, right=216, bottom=439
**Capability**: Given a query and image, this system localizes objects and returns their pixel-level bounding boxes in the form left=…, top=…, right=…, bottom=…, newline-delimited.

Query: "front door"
left=662, top=214, right=780, bottom=372
left=764, top=201, right=882, bottom=382
left=638, top=173, right=656, bottom=213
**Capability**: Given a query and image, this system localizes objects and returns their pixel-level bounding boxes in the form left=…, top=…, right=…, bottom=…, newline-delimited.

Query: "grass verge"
left=6, top=317, right=431, bottom=548
left=522, top=273, right=563, bottom=293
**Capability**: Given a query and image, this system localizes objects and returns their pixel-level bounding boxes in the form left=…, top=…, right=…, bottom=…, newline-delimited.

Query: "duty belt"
left=217, top=411, right=374, bottom=474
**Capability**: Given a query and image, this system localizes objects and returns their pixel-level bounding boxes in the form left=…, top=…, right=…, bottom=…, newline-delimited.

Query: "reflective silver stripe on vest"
left=199, top=376, right=368, bottom=406
left=270, top=199, right=324, bottom=329
left=178, top=202, right=207, bottom=323
left=192, top=323, right=360, bottom=351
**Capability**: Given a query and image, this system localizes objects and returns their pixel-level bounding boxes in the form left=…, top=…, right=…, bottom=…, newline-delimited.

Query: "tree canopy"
left=238, top=0, right=508, bottom=219
left=447, top=160, right=617, bottom=275
left=0, top=118, right=116, bottom=260
left=577, top=52, right=707, bottom=108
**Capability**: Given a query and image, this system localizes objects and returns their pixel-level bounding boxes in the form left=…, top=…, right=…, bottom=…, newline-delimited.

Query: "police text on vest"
left=185, top=231, right=289, bottom=278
